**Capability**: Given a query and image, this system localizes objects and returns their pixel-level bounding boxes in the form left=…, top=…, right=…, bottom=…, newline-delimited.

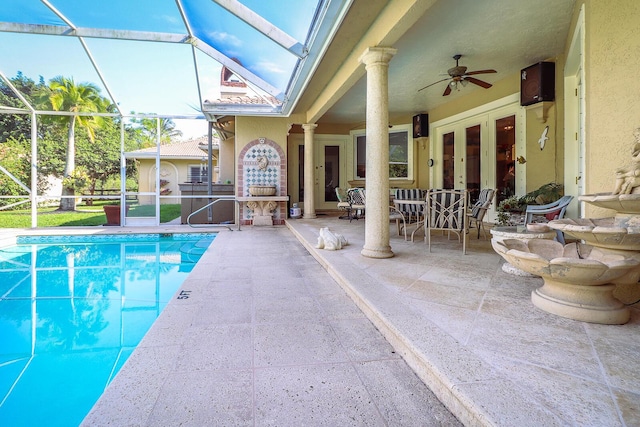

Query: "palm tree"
left=132, top=115, right=183, bottom=146
left=38, top=76, right=110, bottom=210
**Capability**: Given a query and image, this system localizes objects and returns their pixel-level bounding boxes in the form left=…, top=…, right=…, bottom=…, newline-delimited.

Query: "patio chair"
left=335, top=187, right=351, bottom=219
left=394, top=188, right=427, bottom=239
left=389, top=204, right=408, bottom=240
left=348, top=188, right=366, bottom=222
left=467, top=188, right=496, bottom=239
left=425, top=188, right=468, bottom=254
left=524, top=195, right=574, bottom=244
left=394, top=188, right=427, bottom=223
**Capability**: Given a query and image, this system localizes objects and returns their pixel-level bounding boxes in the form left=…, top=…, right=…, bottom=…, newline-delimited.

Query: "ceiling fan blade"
left=465, top=76, right=492, bottom=89
left=465, top=69, right=497, bottom=76
left=443, top=84, right=452, bottom=96
left=418, top=78, right=449, bottom=92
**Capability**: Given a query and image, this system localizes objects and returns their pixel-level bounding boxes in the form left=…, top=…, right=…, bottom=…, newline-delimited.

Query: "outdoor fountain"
left=494, top=128, right=640, bottom=324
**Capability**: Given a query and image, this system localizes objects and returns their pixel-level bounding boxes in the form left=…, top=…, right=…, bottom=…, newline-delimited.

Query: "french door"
left=315, top=142, right=344, bottom=209
left=433, top=101, right=523, bottom=219
left=438, top=117, right=486, bottom=204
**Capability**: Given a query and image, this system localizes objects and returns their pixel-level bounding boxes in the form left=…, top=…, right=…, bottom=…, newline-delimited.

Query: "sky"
left=0, top=0, right=320, bottom=140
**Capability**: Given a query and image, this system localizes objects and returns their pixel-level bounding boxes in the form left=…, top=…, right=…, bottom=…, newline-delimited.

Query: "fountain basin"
left=549, top=217, right=640, bottom=250
left=248, top=185, right=277, bottom=196
left=494, top=239, right=639, bottom=324
left=578, top=192, right=640, bottom=214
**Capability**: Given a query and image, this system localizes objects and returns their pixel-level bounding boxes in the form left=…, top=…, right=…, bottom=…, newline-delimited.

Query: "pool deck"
left=4, top=217, right=639, bottom=426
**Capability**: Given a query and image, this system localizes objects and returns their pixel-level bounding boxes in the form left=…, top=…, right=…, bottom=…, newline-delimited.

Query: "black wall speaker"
left=412, top=113, right=429, bottom=138
left=520, top=62, right=555, bottom=106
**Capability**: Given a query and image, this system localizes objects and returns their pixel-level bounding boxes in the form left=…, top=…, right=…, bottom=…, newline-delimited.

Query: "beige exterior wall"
left=137, top=158, right=218, bottom=204
left=428, top=70, right=564, bottom=196
left=581, top=0, right=640, bottom=216
left=229, top=0, right=640, bottom=218
left=235, top=116, right=296, bottom=156
left=218, top=137, right=235, bottom=184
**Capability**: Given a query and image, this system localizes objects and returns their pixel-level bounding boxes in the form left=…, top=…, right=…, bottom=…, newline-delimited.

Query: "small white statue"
left=316, top=227, right=348, bottom=251
left=613, top=128, right=640, bottom=195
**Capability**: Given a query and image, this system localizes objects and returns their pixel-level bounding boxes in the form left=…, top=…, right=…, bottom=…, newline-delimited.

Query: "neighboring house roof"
left=204, top=63, right=282, bottom=111
left=125, top=137, right=219, bottom=160
left=205, top=95, right=281, bottom=105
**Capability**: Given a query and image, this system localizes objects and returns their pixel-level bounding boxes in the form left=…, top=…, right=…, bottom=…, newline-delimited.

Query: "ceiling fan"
left=418, top=54, right=497, bottom=96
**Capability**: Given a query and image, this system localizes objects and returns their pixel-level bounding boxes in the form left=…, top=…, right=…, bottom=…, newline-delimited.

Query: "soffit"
left=308, top=0, right=576, bottom=125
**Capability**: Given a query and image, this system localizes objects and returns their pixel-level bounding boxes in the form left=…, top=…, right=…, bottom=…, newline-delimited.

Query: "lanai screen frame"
left=0, top=96, right=211, bottom=228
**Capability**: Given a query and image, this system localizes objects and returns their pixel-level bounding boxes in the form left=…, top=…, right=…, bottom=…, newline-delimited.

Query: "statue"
left=613, top=128, right=640, bottom=195
left=316, top=227, right=348, bottom=251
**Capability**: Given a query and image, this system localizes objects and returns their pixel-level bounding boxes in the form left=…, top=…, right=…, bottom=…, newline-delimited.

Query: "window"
left=188, top=164, right=208, bottom=183
left=353, top=125, right=411, bottom=179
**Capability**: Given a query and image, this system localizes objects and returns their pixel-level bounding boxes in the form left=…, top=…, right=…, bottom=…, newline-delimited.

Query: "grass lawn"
left=0, top=202, right=182, bottom=228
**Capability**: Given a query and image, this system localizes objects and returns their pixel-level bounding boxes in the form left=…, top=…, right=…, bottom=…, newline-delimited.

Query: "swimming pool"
left=0, top=233, right=216, bottom=427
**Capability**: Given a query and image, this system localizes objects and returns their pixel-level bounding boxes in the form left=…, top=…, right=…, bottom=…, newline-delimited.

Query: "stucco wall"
left=137, top=158, right=217, bottom=204
left=235, top=116, right=294, bottom=224
left=583, top=0, right=640, bottom=216
left=429, top=70, right=563, bottom=195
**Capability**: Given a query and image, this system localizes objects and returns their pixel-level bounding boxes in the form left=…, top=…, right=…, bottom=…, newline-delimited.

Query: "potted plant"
left=496, top=182, right=564, bottom=225
left=103, top=204, right=127, bottom=226
left=159, top=179, right=171, bottom=195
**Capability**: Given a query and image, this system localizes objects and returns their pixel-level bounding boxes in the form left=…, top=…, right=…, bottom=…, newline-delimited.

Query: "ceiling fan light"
left=460, top=79, right=468, bottom=87
left=449, top=81, right=457, bottom=89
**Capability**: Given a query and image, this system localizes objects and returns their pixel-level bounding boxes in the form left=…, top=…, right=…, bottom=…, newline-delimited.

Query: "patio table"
left=393, top=199, right=426, bottom=241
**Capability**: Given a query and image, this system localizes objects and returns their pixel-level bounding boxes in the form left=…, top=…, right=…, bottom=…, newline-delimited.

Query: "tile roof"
left=125, top=137, right=219, bottom=159
left=204, top=95, right=282, bottom=106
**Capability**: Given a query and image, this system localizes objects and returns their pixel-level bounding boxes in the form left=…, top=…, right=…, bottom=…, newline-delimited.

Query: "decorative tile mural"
left=237, top=138, right=287, bottom=224
left=242, top=144, right=280, bottom=194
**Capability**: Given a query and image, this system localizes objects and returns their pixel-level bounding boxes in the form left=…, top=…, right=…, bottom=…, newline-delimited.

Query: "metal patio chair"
left=467, top=188, right=496, bottom=239
left=425, top=188, right=469, bottom=254
left=335, top=187, right=352, bottom=219
left=347, top=188, right=366, bottom=221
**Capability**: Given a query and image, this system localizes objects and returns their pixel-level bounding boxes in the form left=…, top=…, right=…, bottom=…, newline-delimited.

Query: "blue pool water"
left=0, top=233, right=215, bottom=427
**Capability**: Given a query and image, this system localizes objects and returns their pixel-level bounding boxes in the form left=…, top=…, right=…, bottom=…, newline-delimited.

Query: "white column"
left=302, top=123, right=318, bottom=219
left=359, top=47, right=397, bottom=259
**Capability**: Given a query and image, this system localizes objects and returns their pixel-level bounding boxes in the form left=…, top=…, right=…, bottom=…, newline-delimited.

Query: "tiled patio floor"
left=284, top=215, right=640, bottom=426
left=78, top=222, right=460, bottom=426
left=6, top=214, right=638, bottom=426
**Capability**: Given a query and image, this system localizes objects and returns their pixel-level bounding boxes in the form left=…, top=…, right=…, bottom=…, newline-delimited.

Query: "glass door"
left=442, top=131, right=455, bottom=189
left=433, top=99, right=522, bottom=222
left=323, top=145, right=340, bottom=203
left=494, top=115, right=516, bottom=205
left=441, top=121, right=483, bottom=200
left=466, top=124, right=481, bottom=203
left=314, top=138, right=346, bottom=210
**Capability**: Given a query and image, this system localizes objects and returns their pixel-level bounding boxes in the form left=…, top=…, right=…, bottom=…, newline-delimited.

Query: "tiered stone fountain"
left=494, top=128, right=640, bottom=324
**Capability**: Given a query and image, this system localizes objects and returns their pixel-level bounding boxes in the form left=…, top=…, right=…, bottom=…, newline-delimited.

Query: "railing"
left=186, top=195, right=240, bottom=231
left=81, top=189, right=138, bottom=202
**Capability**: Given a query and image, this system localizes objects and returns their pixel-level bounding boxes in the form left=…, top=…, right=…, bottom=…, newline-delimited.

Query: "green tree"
left=0, top=72, right=48, bottom=143
left=36, top=76, right=111, bottom=211
left=131, top=115, right=183, bottom=145
left=0, top=136, right=49, bottom=208
left=74, top=118, right=140, bottom=204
